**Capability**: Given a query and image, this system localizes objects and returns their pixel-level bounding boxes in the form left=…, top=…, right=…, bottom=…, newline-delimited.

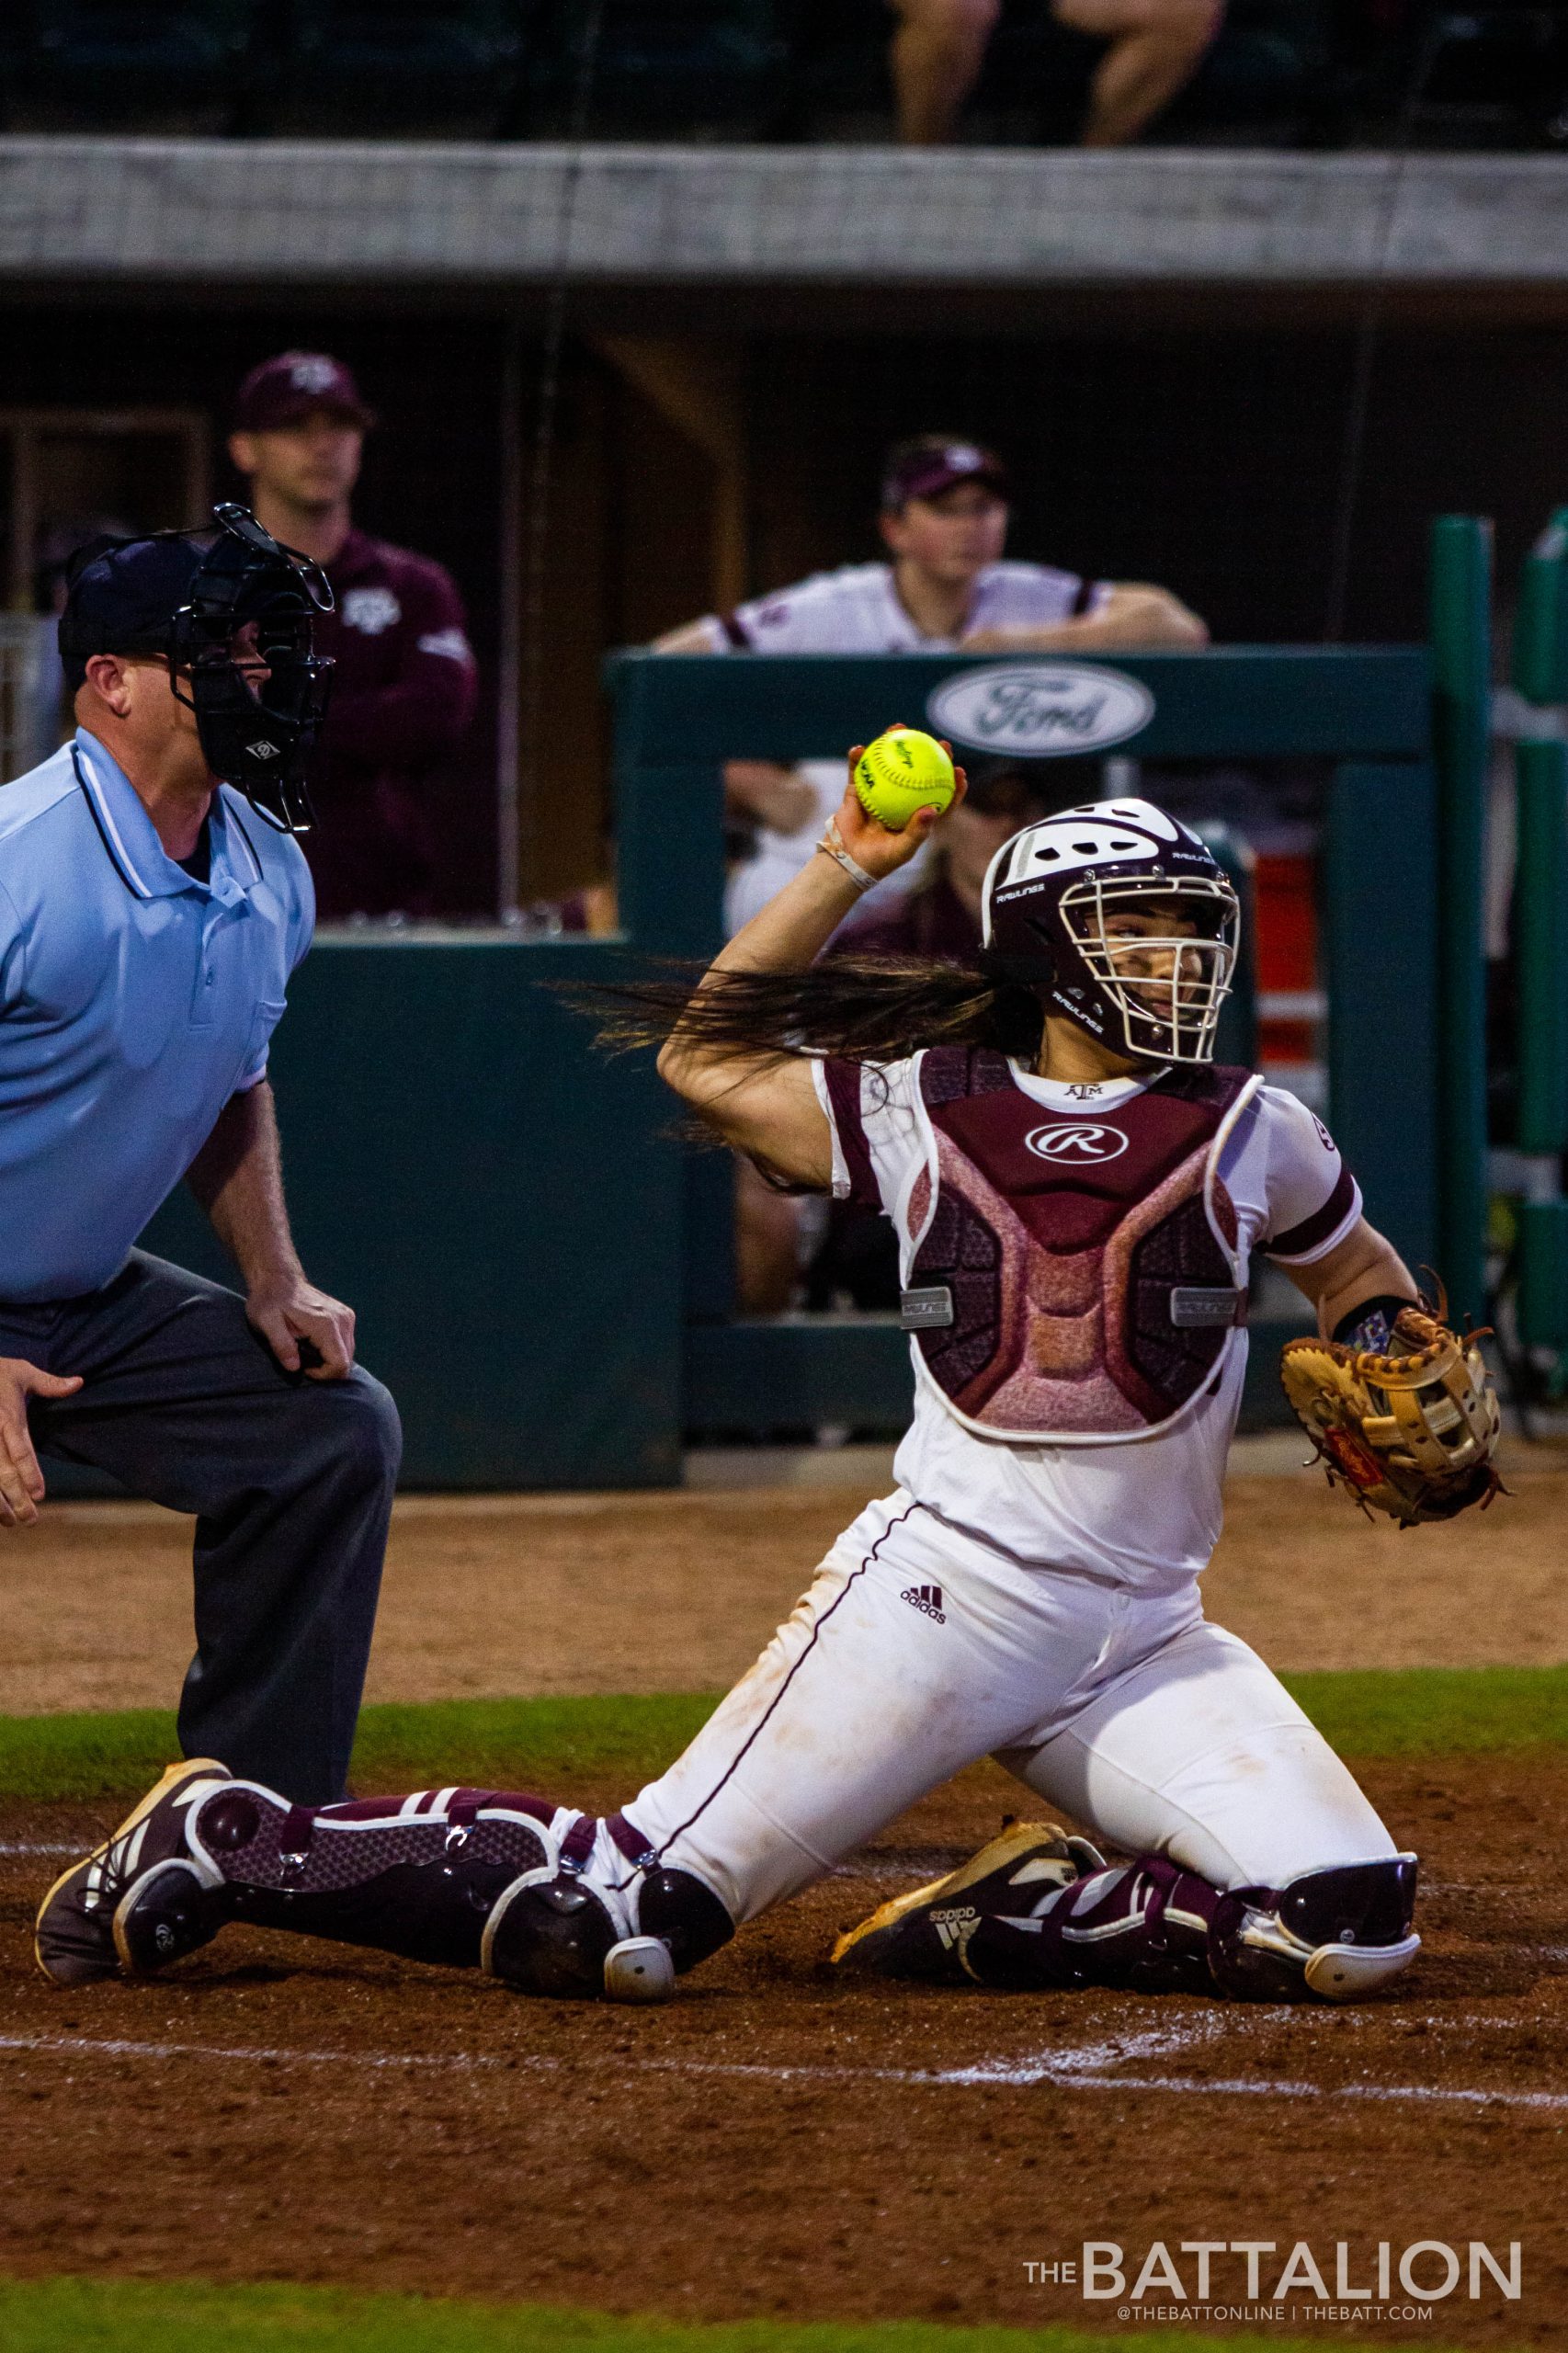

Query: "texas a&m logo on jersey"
left=1024, top=1122, right=1130, bottom=1165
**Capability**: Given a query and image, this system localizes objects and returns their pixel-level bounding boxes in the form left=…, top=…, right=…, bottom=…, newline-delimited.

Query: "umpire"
left=0, top=503, right=400, bottom=1807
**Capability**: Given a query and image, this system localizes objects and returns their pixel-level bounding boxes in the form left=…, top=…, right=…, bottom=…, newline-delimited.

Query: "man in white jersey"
left=656, top=437, right=1209, bottom=935
left=39, top=771, right=1494, bottom=2012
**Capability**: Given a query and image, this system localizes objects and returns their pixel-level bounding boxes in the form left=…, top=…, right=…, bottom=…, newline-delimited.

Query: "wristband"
left=815, top=815, right=876, bottom=895
left=1334, top=1293, right=1416, bottom=1354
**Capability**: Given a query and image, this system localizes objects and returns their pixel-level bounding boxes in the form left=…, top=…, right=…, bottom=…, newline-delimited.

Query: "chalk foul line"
left=2, top=2019, right=1564, bottom=2109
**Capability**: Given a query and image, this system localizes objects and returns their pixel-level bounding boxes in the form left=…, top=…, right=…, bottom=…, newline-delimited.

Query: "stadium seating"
left=276, top=0, right=536, bottom=137
left=1406, top=3, right=1568, bottom=146
left=16, top=0, right=266, bottom=130
left=0, top=0, right=1559, bottom=144
left=522, top=0, right=788, bottom=142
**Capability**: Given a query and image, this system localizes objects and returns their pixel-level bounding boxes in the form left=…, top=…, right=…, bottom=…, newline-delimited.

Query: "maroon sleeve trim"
left=824, top=1059, right=879, bottom=1208
left=1266, top=1165, right=1357, bottom=1260
left=720, top=610, right=752, bottom=649
left=1071, top=575, right=1101, bottom=617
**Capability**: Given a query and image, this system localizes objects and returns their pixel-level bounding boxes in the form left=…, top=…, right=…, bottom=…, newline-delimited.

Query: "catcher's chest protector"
left=903, top=1049, right=1260, bottom=1443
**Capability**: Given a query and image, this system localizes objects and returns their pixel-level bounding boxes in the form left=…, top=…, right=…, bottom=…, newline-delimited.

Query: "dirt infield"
left=1, top=1754, right=1564, bottom=2341
left=6, top=1445, right=1568, bottom=1718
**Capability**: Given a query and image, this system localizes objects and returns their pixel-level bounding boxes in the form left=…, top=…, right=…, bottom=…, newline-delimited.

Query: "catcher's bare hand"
left=835, top=732, right=967, bottom=881
left=0, top=1357, right=84, bottom=1528
left=246, top=1278, right=356, bottom=1381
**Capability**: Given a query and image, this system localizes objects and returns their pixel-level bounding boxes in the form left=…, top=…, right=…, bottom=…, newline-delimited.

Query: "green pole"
left=1515, top=740, right=1568, bottom=1154
left=1428, top=515, right=1493, bottom=1323
left=1512, top=512, right=1568, bottom=1158
left=1511, top=508, right=1568, bottom=1344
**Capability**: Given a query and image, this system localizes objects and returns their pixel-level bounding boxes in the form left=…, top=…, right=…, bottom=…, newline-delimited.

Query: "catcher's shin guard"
left=1210, top=1855, right=1420, bottom=2001
left=170, top=1784, right=562, bottom=1970
left=835, top=1826, right=1419, bottom=2004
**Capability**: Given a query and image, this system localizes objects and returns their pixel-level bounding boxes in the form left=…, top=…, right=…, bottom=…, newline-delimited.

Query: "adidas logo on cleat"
left=931, top=1904, right=980, bottom=1957
left=900, top=1584, right=946, bottom=1622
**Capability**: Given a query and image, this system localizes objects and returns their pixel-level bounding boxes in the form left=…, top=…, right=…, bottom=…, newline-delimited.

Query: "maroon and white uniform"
left=304, top=529, right=478, bottom=920
left=687, top=560, right=1110, bottom=934
left=593, top=1056, right=1390, bottom=1928
left=691, top=558, right=1108, bottom=658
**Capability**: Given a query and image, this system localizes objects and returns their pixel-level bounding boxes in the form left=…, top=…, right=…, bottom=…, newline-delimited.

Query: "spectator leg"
left=886, top=0, right=1003, bottom=143
left=1051, top=0, right=1223, bottom=143
left=735, top=1160, right=806, bottom=1316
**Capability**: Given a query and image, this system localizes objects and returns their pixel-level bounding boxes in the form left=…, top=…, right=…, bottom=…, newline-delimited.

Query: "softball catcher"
left=36, top=762, right=1500, bottom=2009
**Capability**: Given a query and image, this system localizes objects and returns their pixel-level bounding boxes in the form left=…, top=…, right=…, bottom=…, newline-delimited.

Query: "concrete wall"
left=2, top=140, right=1567, bottom=291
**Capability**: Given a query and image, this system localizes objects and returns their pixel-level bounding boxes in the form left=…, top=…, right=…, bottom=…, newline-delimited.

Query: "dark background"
left=2, top=294, right=1562, bottom=907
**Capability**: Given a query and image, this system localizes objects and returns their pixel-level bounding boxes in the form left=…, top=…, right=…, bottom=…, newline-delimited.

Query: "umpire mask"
left=982, top=799, right=1239, bottom=1067
left=60, top=502, right=335, bottom=835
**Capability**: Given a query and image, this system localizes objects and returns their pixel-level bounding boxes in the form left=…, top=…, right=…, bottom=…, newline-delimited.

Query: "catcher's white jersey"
left=812, top=1058, right=1360, bottom=1587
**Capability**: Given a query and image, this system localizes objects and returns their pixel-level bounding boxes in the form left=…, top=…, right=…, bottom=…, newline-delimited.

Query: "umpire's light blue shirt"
left=0, top=728, right=313, bottom=1302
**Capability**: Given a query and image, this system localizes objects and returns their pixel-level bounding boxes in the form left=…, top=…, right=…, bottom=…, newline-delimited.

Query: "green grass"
left=0, top=1692, right=719, bottom=1805
left=0, top=1668, right=1564, bottom=1806
left=0, top=2281, right=1491, bottom=2353
left=1280, top=1664, right=1568, bottom=1754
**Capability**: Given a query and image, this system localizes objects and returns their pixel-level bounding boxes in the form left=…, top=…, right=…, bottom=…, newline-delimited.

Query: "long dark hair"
left=582, top=951, right=1045, bottom=1068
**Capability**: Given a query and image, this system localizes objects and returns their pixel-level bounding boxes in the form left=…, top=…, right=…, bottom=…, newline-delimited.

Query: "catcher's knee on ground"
left=835, top=1822, right=1419, bottom=2004
left=482, top=1810, right=733, bottom=2003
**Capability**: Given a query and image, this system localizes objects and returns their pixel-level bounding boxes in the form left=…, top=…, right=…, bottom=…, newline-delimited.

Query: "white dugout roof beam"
left=0, top=138, right=1566, bottom=290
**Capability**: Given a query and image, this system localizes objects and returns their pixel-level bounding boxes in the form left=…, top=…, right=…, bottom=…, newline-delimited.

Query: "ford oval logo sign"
left=1025, top=1122, right=1130, bottom=1163
left=927, top=663, right=1154, bottom=757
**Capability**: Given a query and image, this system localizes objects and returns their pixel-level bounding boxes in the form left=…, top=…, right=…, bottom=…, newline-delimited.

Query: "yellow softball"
left=853, top=726, right=956, bottom=831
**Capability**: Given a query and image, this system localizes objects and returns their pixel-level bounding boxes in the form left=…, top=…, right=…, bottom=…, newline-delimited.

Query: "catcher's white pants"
left=618, top=1491, right=1395, bottom=1926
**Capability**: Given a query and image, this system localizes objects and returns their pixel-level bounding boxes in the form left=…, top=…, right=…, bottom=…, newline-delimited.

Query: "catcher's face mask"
left=60, top=502, right=335, bottom=835
left=982, top=799, right=1240, bottom=1067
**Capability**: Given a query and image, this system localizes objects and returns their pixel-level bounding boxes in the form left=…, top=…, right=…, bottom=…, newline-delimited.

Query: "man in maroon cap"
left=656, top=432, right=1207, bottom=935
left=229, top=351, right=478, bottom=918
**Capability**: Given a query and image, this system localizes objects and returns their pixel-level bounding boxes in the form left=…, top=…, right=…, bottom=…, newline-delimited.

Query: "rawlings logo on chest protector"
left=902, top=1049, right=1257, bottom=1443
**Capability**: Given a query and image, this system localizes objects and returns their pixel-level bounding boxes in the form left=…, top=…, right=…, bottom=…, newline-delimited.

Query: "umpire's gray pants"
left=4, top=1249, right=400, bottom=1804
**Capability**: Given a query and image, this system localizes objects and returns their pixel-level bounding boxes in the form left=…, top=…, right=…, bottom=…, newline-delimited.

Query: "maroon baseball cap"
left=881, top=437, right=1010, bottom=511
left=233, top=351, right=377, bottom=433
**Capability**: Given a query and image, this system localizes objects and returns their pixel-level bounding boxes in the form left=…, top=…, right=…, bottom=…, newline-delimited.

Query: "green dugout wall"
left=137, top=620, right=1477, bottom=1489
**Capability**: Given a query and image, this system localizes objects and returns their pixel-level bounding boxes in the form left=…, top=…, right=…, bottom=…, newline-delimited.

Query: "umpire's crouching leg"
left=178, top=1365, right=403, bottom=1803
left=26, top=1255, right=403, bottom=1804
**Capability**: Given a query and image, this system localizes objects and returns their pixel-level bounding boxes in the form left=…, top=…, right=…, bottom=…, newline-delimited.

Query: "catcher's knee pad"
left=635, top=1867, right=734, bottom=1974
left=1210, top=1855, right=1419, bottom=2002
left=482, top=1870, right=676, bottom=2002
left=194, top=1785, right=560, bottom=1971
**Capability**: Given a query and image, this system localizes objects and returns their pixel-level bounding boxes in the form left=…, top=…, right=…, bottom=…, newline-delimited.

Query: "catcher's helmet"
left=59, top=502, right=335, bottom=835
left=982, top=797, right=1239, bottom=1067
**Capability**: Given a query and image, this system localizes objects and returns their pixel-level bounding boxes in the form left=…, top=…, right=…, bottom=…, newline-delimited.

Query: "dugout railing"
left=607, top=620, right=1456, bottom=1445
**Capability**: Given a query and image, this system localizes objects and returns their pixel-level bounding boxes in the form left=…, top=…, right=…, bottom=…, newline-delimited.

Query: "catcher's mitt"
left=1280, top=1302, right=1503, bottom=1528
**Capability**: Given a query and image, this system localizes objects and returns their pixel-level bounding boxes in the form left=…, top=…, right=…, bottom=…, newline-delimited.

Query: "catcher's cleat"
left=34, top=1758, right=232, bottom=1987
left=832, top=1818, right=1104, bottom=1985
